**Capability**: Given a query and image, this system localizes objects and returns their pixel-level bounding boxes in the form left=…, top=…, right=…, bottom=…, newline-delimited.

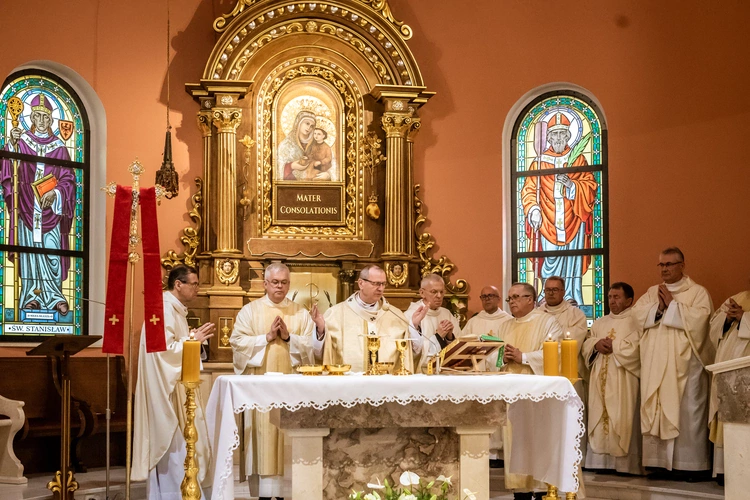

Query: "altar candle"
left=560, top=331, right=578, bottom=381
left=182, top=334, right=201, bottom=383
left=543, top=334, right=559, bottom=376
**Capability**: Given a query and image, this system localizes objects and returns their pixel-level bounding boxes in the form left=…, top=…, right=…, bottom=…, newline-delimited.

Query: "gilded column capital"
left=197, top=111, right=213, bottom=138
left=406, top=117, right=422, bottom=143
left=211, top=107, right=242, bottom=133
left=381, top=112, right=412, bottom=138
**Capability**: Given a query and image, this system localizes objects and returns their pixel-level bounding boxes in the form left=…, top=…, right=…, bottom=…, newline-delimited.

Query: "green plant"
left=348, top=472, right=477, bottom=500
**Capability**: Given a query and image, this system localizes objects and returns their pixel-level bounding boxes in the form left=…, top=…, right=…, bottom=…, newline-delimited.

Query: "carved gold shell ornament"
left=216, top=258, right=240, bottom=285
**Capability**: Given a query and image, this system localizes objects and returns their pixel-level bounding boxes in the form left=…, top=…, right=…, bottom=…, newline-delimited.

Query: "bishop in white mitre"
left=132, top=265, right=215, bottom=499
left=405, top=273, right=461, bottom=368
left=708, top=289, right=750, bottom=477
left=633, top=248, right=714, bottom=474
left=582, top=282, right=643, bottom=475
left=312, top=265, right=426, bottom=373
left=461, top=285, right=512, bottom=337
left=230, top=263, right=314, bottom=499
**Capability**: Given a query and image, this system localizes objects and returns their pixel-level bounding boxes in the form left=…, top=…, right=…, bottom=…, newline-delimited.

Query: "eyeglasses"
left=178, top=280, right=199, bottom=288
left=266, top=279, right=290, bottom=287
left=423, top=289, right=445, bottom=296
left=544, top=287, right=563, bottom=293
left=361, top=278, right=387, bottom=288
left=506, top=294, right=533, bottom=303
left=657, top=261, right=683, bottom=269
left=479, top=294, right=499, bottom=300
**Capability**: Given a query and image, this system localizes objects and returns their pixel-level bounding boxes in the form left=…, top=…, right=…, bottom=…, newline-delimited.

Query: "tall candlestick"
left=182, top=334, right=201, bottom=383
left=543, top=334, right=559, bottom=376
left=560, top=331, right=578, bottom=380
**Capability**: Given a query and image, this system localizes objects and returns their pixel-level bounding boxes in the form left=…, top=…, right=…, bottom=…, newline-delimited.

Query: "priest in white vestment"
left=633, top=247, right=714, bottom=476
left=540, top=276, right=590, bottom=461
left=488, top=282, right=564, bottom=500
left=461, top=285, right=512, bottom=337
left=582, top=282, right=643, bottom=475
left=132, top=265, right=215, bottom=499
left=708, top=289, right=750, bottom=477
left=230, top=263, right=314, bottom=500
left=405, top=273, right=461, bottom=368
left=311, top=265, right=426, bottom=373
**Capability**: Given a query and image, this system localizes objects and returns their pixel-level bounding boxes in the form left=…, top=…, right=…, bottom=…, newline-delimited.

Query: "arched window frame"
left=0, top=63, right=106, bottom=342
left=505, top=87, right=609, bottom=323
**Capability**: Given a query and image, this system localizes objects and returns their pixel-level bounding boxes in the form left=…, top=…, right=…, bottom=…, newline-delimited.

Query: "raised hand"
left=411, top=304, right=428, bottom=329
left=277, top=315, right=290, bottom=341
left=310, top=304, right=325, bottom=338
left=192, top=322, right=216, bottom=342
left=727, top=298, right=745, bottom=322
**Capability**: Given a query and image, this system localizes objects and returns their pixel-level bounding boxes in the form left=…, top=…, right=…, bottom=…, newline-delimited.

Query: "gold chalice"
left=394, top=338, right=412, bottom=376
left=296, top=364, right=324, bottom=376
left=365, top=335, right=381, bottom=376
left=376, top=362, right=394, bottom=375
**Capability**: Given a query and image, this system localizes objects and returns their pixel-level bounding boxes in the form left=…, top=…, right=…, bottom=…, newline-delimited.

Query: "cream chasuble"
left=405, top=300, right=460, bottom=366
left=708, top=291, right=750, bottom=475
left=491, top=309, right=563, bottom=491
left=229, top=295, right=314, bottom=487
left=541, top=300, right=589, bottom=380
left=321, top=293, right=416, bottom=373
left=132, top=292, right=211, bottom=487
left=582, top=308, right=642, bottom=474
left=633, top=276, right=714, bottom=470
left=461, top=308, right=512, bottom=337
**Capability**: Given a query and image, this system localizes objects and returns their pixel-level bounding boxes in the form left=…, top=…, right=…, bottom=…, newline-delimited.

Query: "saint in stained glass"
left=0, top=72, right=87, bottom=338
left=512, top=94, right=607, bottom=322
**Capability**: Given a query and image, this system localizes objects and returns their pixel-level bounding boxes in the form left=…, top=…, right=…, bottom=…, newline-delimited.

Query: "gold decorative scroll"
left=385, top=261, right=408, bottom=288
left=215, top=258, right=240, bottom=286
left=161, top=178, right=203, bottom=271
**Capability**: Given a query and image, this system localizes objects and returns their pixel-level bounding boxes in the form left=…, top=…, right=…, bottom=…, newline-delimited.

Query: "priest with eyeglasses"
left=461, top=286, right=512, bottom=338
left=311, top=264, right=426, bottom=373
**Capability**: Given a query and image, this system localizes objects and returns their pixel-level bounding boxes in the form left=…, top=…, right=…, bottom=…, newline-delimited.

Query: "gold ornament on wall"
left=385, top=262, right=408, bottom=287
left=161, top=178, right=203, bottom=274
left=362, top=131, right=386, bottom=221
left=239, top=134, right=255, bottom=221
left=215, top=258, right=240, bottom=286
left=219, top=317, right=234, bottom=348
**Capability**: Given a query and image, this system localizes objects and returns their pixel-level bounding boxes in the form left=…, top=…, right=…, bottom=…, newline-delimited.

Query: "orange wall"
left=0, top=0, right=748, bottom=353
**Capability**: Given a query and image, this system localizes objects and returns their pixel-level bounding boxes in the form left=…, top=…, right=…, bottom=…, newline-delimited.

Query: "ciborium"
left=365, top=335, right=381, bottom=376
left=394, top=338, right=412, bottom=376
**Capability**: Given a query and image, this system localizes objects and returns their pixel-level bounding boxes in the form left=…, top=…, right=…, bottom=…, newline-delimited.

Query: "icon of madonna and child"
left=276, top=109, right=340, bottom=182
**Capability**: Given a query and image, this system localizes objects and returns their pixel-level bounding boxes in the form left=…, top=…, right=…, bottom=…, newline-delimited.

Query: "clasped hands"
left=266, top=315, right=290, bottom=343
left=657, top=284, right=674, bottom=313
left=503, top=344, right=523, bottom=364
left=726, top=298, right=745, bottom=322
left=594, top=337, right=613, bottom=355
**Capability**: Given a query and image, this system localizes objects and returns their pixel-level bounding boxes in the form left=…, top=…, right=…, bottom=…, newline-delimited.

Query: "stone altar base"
left=271, top=399, right=506, bottom=500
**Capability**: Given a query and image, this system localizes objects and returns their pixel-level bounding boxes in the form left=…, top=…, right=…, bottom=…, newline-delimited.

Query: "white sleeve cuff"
left=522, top=352, right=529, bottom=365
left=662, top=301, right=684, bottom=330
left=739, top=312, right=750, bottom=340
left=311, top=330, right=325, bottom=361
left=409, top=325, right=423, bottom=355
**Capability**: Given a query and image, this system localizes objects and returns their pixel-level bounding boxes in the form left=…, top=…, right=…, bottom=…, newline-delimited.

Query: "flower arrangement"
left=348, top=471, right=477, bottom=500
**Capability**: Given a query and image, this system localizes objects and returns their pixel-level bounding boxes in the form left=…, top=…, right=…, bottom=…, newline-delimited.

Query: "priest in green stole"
left=311, top=265, right=427, bottom=373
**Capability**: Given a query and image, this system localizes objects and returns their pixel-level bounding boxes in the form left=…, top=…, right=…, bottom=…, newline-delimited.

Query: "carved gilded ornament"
left=161, top=178, right=203, bottom=272
left=211, top=108, right=242, bottom=132
left=208, top=2, right=418, bottom=86
left=414, top=184, right=469, bottom=324
left=197, top=111, right=213, bottom=137
left=361, top=131, right=386, bottom=220
left=381, top=112, right=412, bottom=137
left=257, top=59, right=363, bottom=236
left=213, top=0, right=413, bottom=40
left=216, top=258, right=240, bottom=285
left=239, top=135, right=255, bottom=220
left=385, top=261, right=408, bottom=287
left=219, top=317, right=234, bottom=348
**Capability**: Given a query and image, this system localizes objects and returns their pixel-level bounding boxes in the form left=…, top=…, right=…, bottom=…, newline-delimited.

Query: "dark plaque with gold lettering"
left=273, top=184, right=345, bottom=225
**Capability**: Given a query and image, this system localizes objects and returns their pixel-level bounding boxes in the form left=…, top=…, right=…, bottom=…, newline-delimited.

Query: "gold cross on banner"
left=109, top=315, right=120, bottom=325
left=149, top=315, right=161, bottom=325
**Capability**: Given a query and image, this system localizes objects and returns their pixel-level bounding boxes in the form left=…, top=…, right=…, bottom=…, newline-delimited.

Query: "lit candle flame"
left=565, top=331, right=571, bottom=339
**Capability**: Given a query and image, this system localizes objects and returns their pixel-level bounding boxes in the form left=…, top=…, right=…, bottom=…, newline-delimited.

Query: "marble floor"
left=0, top=467, right=725, bottom=499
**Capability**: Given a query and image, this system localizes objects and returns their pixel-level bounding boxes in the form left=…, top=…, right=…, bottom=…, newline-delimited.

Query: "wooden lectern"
left=27, top=335, right=101, bottom=500
left=440, top=336, right=504, bottom=373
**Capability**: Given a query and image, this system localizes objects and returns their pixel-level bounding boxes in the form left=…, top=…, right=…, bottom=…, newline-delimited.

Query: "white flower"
left=436, top=474, right=452, bottom=485
left=463, top=488, right=477, bottom=500
left=399, top=471, right=420, bottom=486
left=364, top=493, right=381, bottom=500
left=366, top=478, right=385, bottom=490
left=397, top=494, right=417, bottom=500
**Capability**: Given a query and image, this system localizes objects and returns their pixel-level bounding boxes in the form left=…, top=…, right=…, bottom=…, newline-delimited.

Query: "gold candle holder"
left=394, top=338, right=412, bottom=376
left=365, top=335, right=381, bottom=375
left=543, top=484, right=560, bottom=500
left=180, top=380, right=201, bottom=500
left=565, top=493, right=577, bottom=499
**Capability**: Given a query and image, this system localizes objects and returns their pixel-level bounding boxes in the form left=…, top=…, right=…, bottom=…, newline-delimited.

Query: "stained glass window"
left=0, top=70, right=89, bottom=340
left=511, top=91, right=608, bottom=325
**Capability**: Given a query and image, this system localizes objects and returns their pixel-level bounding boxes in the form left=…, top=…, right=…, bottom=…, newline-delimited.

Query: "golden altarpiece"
left=162, top=0, right=469, bottom=361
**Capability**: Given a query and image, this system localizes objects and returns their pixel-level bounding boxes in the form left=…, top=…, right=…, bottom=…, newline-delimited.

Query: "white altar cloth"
left=205, top=373, right=584, bottom=499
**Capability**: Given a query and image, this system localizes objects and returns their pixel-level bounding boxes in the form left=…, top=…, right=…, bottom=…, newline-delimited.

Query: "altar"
left=205, top=373, right=584, bottom=500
